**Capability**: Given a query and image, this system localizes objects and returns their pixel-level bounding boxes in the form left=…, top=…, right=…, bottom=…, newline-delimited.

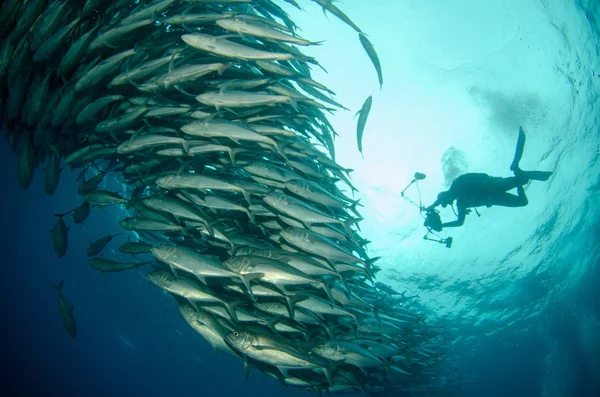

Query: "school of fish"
left=0, top=0, right=450, bottom=395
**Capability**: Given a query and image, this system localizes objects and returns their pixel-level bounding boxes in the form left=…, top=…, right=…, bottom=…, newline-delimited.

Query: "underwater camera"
left=424, top=209, right=443, bottom=232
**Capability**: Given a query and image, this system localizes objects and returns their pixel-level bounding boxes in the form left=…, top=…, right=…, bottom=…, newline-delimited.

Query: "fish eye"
left=233, top=331, right=239, bottom=336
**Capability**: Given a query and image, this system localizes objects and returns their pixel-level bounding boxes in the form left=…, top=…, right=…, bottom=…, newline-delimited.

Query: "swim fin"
left=510, top=127, right=526, bottom=172
left=521, top=170, right=553, bottom=181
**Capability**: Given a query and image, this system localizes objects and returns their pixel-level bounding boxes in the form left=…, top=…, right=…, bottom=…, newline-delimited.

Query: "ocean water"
left=1, top=0, right=599, bottom=396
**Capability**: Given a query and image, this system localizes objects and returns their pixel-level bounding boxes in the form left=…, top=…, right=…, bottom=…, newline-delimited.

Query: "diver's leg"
left=494, top=176, right=528, bottom=191
left=489, top=190, right=528, bottom=207
left=510, top=127, right=526, bottom=172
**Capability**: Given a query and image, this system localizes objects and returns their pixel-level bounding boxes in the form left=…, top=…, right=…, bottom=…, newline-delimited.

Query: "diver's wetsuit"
left=427, top=128, right=553, bottom=229
left=442, top=172, right=530, bottom=228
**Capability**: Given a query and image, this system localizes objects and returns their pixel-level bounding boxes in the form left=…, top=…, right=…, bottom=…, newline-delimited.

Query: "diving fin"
left=521, top=170, right=553, bottom=181
left=510, top=127, right=526, bottom=172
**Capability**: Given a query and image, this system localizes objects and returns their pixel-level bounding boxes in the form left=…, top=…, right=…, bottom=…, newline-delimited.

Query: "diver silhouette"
left=424, top=127, right=552, bottom=230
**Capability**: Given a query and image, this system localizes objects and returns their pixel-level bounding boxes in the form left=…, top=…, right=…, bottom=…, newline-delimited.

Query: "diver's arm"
left=424, top=201, right=439, bottom=212
left=441, top=205, right=466, bottom=228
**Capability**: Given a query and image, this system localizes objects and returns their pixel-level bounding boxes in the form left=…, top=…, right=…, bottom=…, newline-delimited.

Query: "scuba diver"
left=424, top=127, right=553, bottom=231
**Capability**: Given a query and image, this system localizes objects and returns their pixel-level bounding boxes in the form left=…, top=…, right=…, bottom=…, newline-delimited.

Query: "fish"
left=216, top=18, right=316, bottom=46
left=76, top=95, right=123, bottom=125
left=311, top=0, right=362, bottom=33
left=51, top=279, right=77, bottom=338
left=89, top=257, right=152, bottom=272
left=355, top=95, right=373, bottom=158
left=264, top=192, right=360, bottom=234
left=280, top=228, right=377, bottom=273
left=119, top=240, right=153, bottom=256
left=181, top=120, right=287, bottom=159
left=223, top=255, right=333, bottom=299
left=50, top=212, right=72, bottom=258
left=181, top=33, right=294, bottom=61
left=87, top=233, right=123, bottom=257
left=87, top=19, right=155, bottom=53
left=148, top=270, right=239, bottom=320
left=78, top=173, right=106, bottom=196
left=119, top=217, right=185, bottom=233
left=58, top=25, right=99, bottom=78
left=150, top=246, right=258, bottom=296
left=33, top=17, right=81, bottom=62
left=84, top=190, right=129, bottom=207
left=181, top=191, right=255, bottom=224
left=155, top=63, right=228, bottom=89
left=143, top=195, right=214, bottom=235
left=73, top=202, right=91, bottom=224
left=75, top=48, right=138, bottom=92
left=155, top=173, right=253, bottom=205
left=44, top=148, right=62, bottom=195
left=110, top=53, right=182, bottom=88
left=224, top=329, right=334, bottom=385
left=311, top=340, right=385, bottom=373
left=177, top=303, right=237, bottom=356
left=359, top=33, right=383, bottom=89
left=116, top=134, right=193, bottom=155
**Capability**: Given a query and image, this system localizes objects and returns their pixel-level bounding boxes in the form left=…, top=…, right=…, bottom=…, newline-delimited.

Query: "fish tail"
left=348, top=199, right=363, bottom=217
left=181, top=140, right=191, bottom=156
left=241, top=189, right=253, bottom=206
left=275, top=142, right=288, bottom=161
left=240, top=273, right=263, bottom=301
left=245, top=209, right=256, bottom=225
left=226, top=148, right=235, bottom=165
left=343, top=217, right=363, bottom=235
left=284, top=296, right=297, bottom=319
left=51, top=279, right=64, bottom=292
left=227, top=301, right=244, bottom=323
left=363, top=256, right=381, bottom=278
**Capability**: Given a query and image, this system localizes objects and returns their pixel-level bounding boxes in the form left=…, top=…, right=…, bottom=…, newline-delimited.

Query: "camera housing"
left=424, top=209, right=443, bottom=232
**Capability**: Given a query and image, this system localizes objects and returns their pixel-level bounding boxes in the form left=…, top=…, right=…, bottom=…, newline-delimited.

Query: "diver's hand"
left=425, top=202, right=438, bottom=212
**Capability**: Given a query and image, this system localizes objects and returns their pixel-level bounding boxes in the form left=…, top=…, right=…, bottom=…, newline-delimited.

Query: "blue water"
left=2, top=0, right=600, bottom=396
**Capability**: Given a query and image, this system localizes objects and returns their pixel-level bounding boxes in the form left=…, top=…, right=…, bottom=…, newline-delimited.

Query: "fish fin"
left=276, top=366, right=292, bottom=380
left=240, top=273, right=263, bottom=301
left=320, top=278, right=339, bottom=303
left=243, top=361, right=252, bottom=380
left=181, top=140, right=191, bottom=156
left=188, top=300, right=199, bottom=312
left=342, top=217, right=363, bottom=235
left=284, top=296, right=296, bottom=319
left=349, top=199, right=363, bottom=217
left=245, top=209, right=256, bottom=224
left=217, top=64, right=228, bottom=75
left=241, top=189, right=253, bottom=206
left=274, top=142, right=288, bottom=161
left=168, top=264, right=179, bottom=276
left=226, top=148, right=236, bottom=165
left=225, top=301, right=241, bottom=323
left=174, top=84, right=196, bottom=97
left=364, top=256, right=381, bottom=276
